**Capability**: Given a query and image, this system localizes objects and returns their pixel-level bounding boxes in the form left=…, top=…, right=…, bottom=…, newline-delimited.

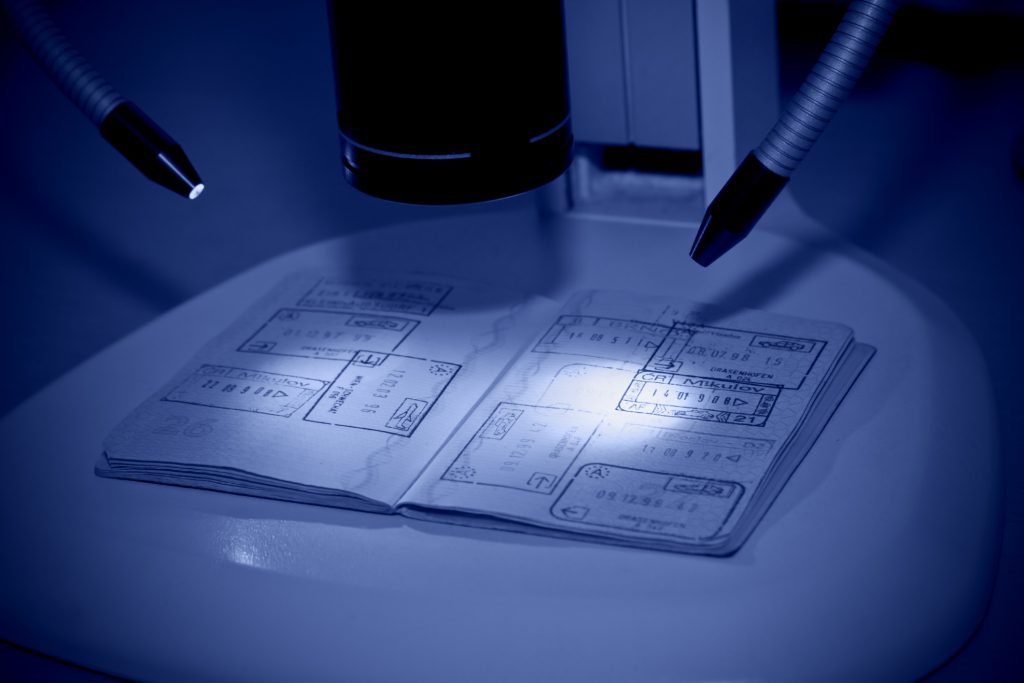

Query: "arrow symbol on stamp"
left=727, top=454, right=741, bottom=462
left=528, top=473, right=555, bottom=489
left=732, top=398, right=748, bottom=407
left=560, top=506, right=589, bottom=520
left=272, top=390, right=289, bottom=398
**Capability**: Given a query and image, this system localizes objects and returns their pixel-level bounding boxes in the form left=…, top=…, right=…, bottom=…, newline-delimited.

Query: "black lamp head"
left=327, top=1, right=573, bottom=204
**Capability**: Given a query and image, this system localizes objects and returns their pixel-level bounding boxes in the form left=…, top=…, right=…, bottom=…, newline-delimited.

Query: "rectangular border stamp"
left=440, top=403, right=602, bottom=494
left=549, top=463, right=745, bottom=541
left=297, top=277, right=452, bottom=317
left=532, top=315, right=671, bottom=362
left=617, top=371, right=779, bottom=427
left=644, top=322, right=826, bottom=390
left=302, top=351, right=460, bottom=437
left=237, top=308, right=419, bottom=361
left=618, top=423, right=776, bottom=467
left=162, top=365, right=327, bottom=417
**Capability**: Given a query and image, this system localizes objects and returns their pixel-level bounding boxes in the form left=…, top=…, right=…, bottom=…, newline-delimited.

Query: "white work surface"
left=0, top=210, right=1001, bottom=682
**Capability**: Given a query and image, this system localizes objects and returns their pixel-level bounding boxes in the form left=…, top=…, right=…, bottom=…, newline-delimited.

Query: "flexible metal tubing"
left=756, top=0, right=897, bottom=177
left=4, top=0, right=124, bottom=126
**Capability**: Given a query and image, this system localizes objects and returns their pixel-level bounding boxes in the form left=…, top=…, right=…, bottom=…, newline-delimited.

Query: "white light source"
left=189, top=183, right=205, bottom=200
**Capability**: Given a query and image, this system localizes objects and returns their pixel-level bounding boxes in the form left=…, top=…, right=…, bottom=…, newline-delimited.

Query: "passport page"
left=100, top=272, right=554, bottom=510
left=400, top=290, right=864, bottom=553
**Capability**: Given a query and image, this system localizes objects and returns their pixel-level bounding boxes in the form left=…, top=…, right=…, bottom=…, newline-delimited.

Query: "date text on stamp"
left=533, top=315, right=670, bottom=363
left=645, top=323, right=825, bottom=389
left=239, top=308, right=418, bottom=361
left=618, top=372, right=778, bottom=426
left=164, top=365, right=327, bottom=417
left=550, top=463, right=744, bottom=540
left=601, top=423, right=775, bottom=475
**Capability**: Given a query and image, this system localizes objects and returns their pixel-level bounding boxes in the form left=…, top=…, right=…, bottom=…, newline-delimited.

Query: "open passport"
left=99, top=272, right=873, bottom=555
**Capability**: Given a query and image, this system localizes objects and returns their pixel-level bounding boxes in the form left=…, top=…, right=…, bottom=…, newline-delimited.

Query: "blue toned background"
left=1, top=0, right=1022, bottom=680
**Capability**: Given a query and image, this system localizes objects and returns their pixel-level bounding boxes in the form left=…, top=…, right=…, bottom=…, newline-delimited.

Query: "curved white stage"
left=0, top=211, right=1001, bottom=682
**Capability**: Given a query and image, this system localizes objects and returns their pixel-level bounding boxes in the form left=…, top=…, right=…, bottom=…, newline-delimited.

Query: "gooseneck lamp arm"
left=3, top=0, right=205, bottom=199
left=690, top=0, right=898, bottom=267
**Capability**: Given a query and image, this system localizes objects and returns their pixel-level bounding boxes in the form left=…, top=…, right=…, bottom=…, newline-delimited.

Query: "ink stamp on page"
left=599, top=423, right=775, bottom=475
left=550, top=463, right=744, bottom=540
left=239, top=308, right=418, bottom=361
left=618, top=372, right=779, bottom=426
left=304, top=351, right=459, bottom=436
left=533, top=315, right=670, bottom=363
left=298, top=277, right=451, bottom=316
left=441, top=403, right=601, bottom=493
left=163, top=365, right=327, bottom=417
left=645, top=322, right=826, bottom=390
